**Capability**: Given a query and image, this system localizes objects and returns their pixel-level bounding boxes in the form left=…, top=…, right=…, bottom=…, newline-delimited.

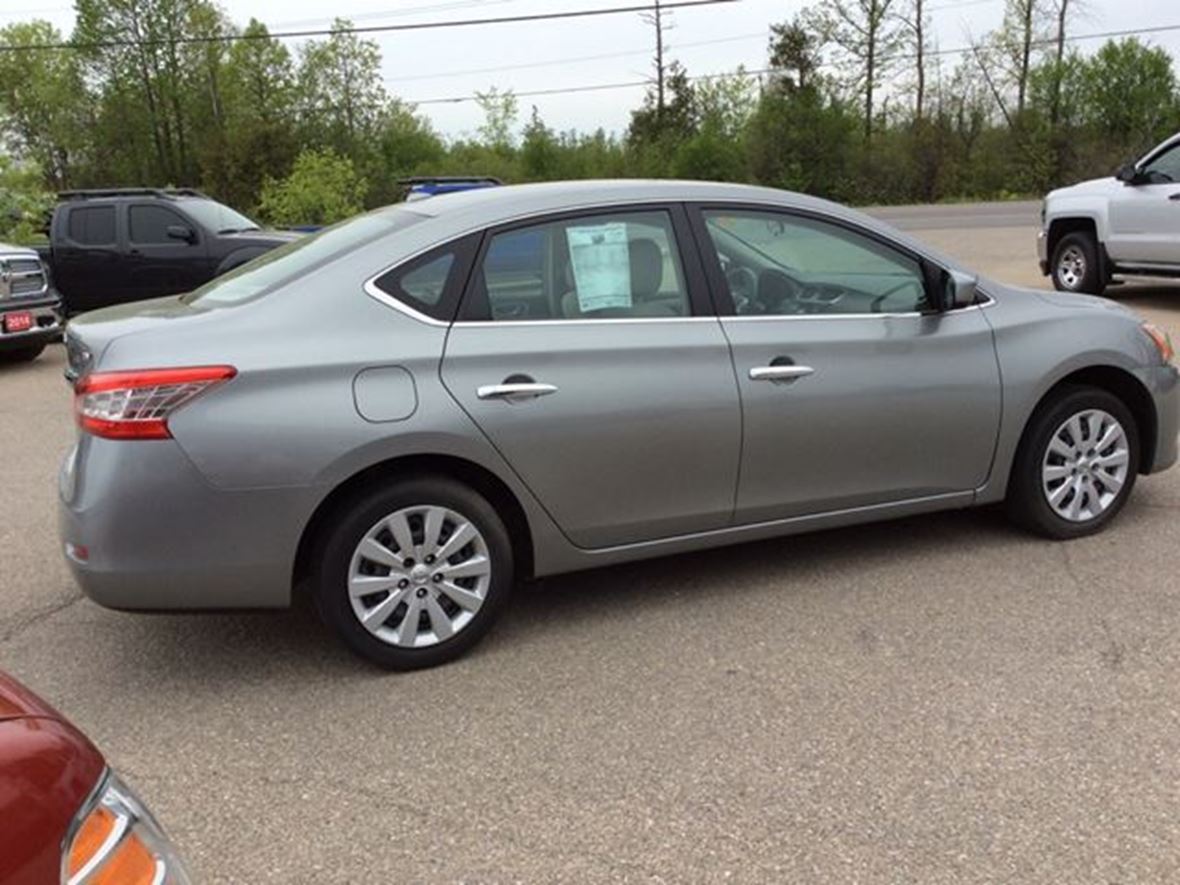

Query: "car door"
left=690, top=204, right=1002, bottom=524
left=52, top=203, right=122, bottom=313
left=126, top=203, right=209, bottom=300
left=441, top=205, right=742, bottom=549
left=1107, top=141, right=1180, bottom=265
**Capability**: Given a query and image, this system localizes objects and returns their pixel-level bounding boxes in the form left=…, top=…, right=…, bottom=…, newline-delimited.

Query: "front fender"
left=976, top=287, right=1158, bottom=503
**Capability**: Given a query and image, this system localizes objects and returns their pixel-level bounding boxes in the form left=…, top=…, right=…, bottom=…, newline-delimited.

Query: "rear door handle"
left=1169, top=193, right=1180, bottom=201
left=749, top=365, right=815, bottom=382
left=476, top=382, right=558, bottom=401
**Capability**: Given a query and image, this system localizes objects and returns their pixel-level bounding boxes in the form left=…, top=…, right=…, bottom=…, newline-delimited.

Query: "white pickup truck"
left=1038, top=132, right=1180, bottom=294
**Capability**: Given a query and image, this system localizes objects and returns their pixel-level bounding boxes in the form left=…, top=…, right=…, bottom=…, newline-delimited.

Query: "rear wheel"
left=0, top=344, right=45, bottom=363
left=313, top=476, right=514, bottom=669
left=1051, top=231, right=1103, bottom=295
left=1006, top=387, right=1139, bottom=539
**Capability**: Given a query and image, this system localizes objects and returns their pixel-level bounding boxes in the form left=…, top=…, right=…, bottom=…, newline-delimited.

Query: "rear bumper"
left=58, top=435, right=318, bottom=610
left=1147, top=363, right=1180, bottom=474
left=0, top=296, right=62, bottom=350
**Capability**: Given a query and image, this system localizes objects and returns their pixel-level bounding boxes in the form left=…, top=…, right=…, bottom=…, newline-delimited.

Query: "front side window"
left=1142, top=143, right=1180, bottom=183
left=702, top=209, right=929, bottom=316
left=130, top=205, right=191, bottom=244
left=463, top=209, right=690, bottom=321
left=67, top=206, right=115, bottom=246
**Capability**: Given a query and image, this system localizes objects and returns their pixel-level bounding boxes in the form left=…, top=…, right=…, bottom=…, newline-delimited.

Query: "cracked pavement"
left=2, top=207, right=1180, bottom=882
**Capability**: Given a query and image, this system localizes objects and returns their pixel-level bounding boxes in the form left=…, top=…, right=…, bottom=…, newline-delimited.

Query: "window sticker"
left=565, top=222, right=632, bottom=311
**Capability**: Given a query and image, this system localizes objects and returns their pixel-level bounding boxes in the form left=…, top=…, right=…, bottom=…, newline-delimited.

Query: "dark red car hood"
left=0, top=670, right=105, bottom=885
left=0, top=670, right=68, bottom=723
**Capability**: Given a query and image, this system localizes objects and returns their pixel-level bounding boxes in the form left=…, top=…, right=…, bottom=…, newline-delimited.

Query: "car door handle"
left=476, top=382, right=558, bottom=401
left=749, top=365, right=815, bottom=382
left=1170, top=193, right=1180, bottom=201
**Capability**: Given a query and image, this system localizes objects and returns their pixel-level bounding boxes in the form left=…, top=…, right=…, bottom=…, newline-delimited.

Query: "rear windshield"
left=184, top=208, right=428, bottom=307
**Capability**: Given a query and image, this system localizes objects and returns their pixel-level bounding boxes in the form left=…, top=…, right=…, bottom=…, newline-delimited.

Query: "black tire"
left=313, top=475, right=514, bottom=670
left=0, top=344, right=45, bottom=363
left=1050, top=231, right=1104, bottom=295
left=1006, top=386, right=1139, bottom=539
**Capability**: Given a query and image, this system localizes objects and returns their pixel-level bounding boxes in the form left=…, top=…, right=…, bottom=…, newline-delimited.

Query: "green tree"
left=1079, top=38, right=1179, bottom=150
left=218, top=19, right=300, bottom=208
left=296, top=20, right=388, bottom=163
left=804, top=0, right=903, bottom=140
left=0, top=21, right=89, bottom=189
left=474, top=87, right=519, bottom=153
left=257, top=148, right=367, bottom=226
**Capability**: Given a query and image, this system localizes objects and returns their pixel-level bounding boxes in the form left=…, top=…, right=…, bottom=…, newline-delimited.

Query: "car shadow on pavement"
left=94, top=503, right=1024, bottom=682
left=1102, top=283, right=1180, bottom=311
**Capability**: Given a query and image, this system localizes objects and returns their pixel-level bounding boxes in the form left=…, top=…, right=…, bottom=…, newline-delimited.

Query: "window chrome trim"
left=361, top=192, right=998, bottom=328
left=452, top=316, right=718, bottom=328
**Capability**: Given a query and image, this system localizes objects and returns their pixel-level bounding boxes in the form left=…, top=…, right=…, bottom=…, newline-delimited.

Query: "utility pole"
left=641, top=0, right=671, bottom=122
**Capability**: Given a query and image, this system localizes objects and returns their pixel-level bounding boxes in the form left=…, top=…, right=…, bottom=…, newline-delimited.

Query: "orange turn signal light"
left=1143, top=323, right=1175, bottom=364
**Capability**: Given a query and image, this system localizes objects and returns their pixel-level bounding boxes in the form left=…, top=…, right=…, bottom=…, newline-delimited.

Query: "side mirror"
left=939, top=268, right=978, bottom=310
left=1115, top=163, right=1141, bottom=185
left=166, top=224, right=195, bottom=244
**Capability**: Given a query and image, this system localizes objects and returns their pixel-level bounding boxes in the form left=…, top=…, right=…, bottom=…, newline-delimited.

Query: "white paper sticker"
left=565, top=222, right=632, bottom=312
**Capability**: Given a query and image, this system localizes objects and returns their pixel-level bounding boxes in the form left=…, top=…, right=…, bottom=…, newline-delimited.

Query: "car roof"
left=379, top=179, right=852, bottom=228
left=368, top=178, right=971, bottom=279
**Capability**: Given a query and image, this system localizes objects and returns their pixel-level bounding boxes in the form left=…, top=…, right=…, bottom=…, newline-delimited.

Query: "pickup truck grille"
left=0, top=255, right=48, bottom=298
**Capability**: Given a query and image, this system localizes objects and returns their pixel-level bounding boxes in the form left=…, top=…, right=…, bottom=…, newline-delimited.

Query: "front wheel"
left=313, top=476, right=514, bottom=669
left=1006, top=387, right=1139, bottom=539
left=1051, top=232, right=1104, bottom=295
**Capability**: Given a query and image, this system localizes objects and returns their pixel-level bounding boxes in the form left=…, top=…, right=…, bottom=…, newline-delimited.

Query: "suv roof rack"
left=57, top=188, right=210, bottom=201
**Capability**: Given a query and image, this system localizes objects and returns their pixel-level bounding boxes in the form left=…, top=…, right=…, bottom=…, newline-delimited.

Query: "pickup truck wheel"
left=0, top=344, right=45, bottom=363
left=1051, top=232, right=1103, bottom=295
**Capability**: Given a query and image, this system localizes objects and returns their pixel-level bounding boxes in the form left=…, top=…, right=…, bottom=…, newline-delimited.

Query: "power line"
left=384, top=31, right=767, bottom=83
left=408, top=21, right=1180, bottom=105
left=0, top=0, right=738, bottom=52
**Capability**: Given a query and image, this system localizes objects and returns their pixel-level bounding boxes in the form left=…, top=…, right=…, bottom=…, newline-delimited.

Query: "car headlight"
left=1142, top=323, right=1175, bottom=365
left=62, top=770, right=191, bottom=885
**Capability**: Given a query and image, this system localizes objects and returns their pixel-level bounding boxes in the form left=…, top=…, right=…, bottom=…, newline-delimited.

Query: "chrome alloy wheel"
left=1056, top=245, right=1087, bottom=290
left=348, top=505, right=491, bottom=647
left=1041, top=409, right=1130, bottom=522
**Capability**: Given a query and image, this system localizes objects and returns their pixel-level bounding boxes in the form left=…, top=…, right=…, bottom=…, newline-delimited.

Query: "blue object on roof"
left=401, top=176, right=502, bottom=201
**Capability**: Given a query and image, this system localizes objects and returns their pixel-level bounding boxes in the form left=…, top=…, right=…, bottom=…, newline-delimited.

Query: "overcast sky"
left=3, top=0, right=1178, bottom=139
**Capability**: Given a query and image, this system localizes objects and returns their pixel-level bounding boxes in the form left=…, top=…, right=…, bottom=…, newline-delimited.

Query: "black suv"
left=40, top=189, right=298, bottom=314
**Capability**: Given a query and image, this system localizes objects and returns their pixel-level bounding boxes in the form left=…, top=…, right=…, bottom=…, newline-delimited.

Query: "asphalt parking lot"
left=4, top=203, right=1180, bottom=882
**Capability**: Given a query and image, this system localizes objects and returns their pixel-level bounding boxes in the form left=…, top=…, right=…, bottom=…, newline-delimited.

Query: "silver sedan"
left=59, top=181, right=1179, bottom=668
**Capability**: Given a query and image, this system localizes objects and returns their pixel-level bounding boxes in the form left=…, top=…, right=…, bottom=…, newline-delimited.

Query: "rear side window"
left=461, top=209, right=690, bottom=322
left=371, top=237, right=477, bottom=321
left=130, top=205, right=190, bottom=244
left=67, top=206, right=115, bottom=245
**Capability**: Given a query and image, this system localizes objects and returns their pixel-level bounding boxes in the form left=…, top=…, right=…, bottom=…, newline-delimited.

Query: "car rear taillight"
left=74, top=366, right=236, bottom=440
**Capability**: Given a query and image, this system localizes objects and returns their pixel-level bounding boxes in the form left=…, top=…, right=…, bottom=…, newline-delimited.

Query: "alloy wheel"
left=1041, top=409, right=1130, bottom=522
left=347, top=505, right=492, bottom=647
left=1056, top=245, right=1087, bottom=290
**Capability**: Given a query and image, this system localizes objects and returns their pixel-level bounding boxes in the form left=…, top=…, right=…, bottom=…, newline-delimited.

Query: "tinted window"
left=186, top=209, right=428, bottom=307
left=372, top=247, right=468, bottom=320
left=130, top=205, right=190, bottom=244
left=466, top=210, right=690, bottom=321
left=179, top=199, right=258, bottom=234
left=703, top=209, right=928, bottom=316
left=1144, top=143, right=1180, bottom=183
left=67, top=206, right=115, bottom=245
